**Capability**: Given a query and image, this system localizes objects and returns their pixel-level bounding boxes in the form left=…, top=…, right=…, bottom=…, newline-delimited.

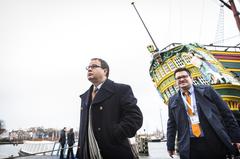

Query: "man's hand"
left=234, top=143, right=240, bottom=151
left=168, top=150, right=175, bottom=158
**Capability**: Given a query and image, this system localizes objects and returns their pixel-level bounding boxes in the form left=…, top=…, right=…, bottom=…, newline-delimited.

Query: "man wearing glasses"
left=167, top=67, right=240, bottom=159
left=76, top=58, right=143, bottom=159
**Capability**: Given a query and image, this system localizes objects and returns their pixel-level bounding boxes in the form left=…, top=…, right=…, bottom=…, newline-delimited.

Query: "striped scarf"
left=88, top=104, right=103, bottom=159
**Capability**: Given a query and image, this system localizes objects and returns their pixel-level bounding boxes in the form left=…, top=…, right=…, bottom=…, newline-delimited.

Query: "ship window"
left=182, top=54, right=192, bottom=64
left=163, top=64, right=170, bottom=74
left=156, top=69, right=162, bottom=79
left=198, top=76, right=209, bottom=85
left=192, top=79, right=199, bottom=85
left=159, top=67, right=165, bottom=76
left=175, top=57, right=185, bottom=67
left=167, top=60, right=176, bottom=70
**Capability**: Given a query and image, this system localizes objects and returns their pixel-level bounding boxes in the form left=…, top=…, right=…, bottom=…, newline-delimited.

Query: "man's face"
left=87, top=59, right=106, bottom=84
left=175, top=71, right=193, bottom=91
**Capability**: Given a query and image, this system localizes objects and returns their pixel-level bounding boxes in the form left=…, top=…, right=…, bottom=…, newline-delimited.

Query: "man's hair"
left=91, top=58, right=110, bottom=77
left=174, top=67, right=191, bottom=78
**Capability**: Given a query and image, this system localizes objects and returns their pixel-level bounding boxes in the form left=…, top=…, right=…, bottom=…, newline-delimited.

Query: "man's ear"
left=103, top=68, right=107, bottom=74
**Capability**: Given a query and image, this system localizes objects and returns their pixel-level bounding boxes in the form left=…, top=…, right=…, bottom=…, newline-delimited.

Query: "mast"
left=219, top=0, right=240, bottom=32
left=229, top=0, right=240, bottom=32
left=131, top=2, right=162, bottom=63
left=131, top=2, right=159, bottom=52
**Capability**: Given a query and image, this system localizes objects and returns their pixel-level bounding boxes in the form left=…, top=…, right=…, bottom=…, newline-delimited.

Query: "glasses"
left=175, top=75, right=189, bottom=80
left=85, top=64, right=102, bottom=70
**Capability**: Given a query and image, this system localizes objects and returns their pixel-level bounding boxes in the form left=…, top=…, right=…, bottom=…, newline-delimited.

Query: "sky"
left=0, top=0, right=240, bottom=133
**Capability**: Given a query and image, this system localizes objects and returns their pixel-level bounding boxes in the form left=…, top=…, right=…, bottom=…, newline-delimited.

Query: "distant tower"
left=215, top=4, right=224, bottom=45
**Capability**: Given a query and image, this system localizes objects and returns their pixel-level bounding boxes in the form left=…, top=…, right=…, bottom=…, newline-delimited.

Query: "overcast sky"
left=0, top=0, right=239, bottom=133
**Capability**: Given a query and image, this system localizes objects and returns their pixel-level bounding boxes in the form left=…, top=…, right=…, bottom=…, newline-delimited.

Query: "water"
left=0, top=144, right=21, bottom=158
left=0, top=142, right=179, bottom=159
left=141, top=142, right=179, bottom=159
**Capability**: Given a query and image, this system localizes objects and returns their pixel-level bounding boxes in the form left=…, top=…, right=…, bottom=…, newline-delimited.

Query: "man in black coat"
left=76, top=58, right=143, bottom=159
left=59, top=127, right=66, bottom=159
left=167, top=67, right=240, bottom=159
left=67, top=128, right=75, bottom=159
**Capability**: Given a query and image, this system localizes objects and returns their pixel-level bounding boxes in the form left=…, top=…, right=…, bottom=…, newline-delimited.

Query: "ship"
left=147, top=43, right=240, bottom=122
left=131, top=0, right=240, bottom=122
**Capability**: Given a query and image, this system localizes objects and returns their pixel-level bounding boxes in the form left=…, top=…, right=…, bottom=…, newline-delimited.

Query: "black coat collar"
left=80, top=79, right=115, bottom=105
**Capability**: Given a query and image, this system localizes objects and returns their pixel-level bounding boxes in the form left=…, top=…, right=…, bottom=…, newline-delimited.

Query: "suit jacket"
left=167, top=85, right=240, bottom=159
left=76, top=79, right=143, bottom=159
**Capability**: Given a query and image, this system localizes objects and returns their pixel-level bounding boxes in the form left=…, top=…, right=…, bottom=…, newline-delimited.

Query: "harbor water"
left=0, top=144, right=20, bottom=158
left=0, top=142, right=179, bottom=159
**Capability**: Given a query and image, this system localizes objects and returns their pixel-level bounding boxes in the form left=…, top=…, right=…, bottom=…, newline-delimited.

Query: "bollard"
left=136, top=136, right=149, bottom=156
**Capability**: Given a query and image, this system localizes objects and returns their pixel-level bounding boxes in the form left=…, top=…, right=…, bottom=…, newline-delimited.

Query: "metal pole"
left=159, top=108, right=165, bottom=139
left=131, top=2, right=159, bottom=51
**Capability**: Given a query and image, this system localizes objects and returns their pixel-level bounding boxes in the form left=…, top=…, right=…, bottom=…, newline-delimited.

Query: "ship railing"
left=205, top=44, right=240, bottom=52
left=160, top=43, right=240, bottom=52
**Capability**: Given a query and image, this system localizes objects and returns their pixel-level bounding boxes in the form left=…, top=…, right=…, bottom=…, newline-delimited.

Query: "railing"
left=1, top=142, right=78, bottom=159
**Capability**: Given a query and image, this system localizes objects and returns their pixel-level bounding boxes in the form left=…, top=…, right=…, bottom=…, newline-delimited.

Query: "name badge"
left=190, top=115, right=200, bottom=124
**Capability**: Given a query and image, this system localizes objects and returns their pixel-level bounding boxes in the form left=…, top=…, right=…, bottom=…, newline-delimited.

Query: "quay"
left=0, top=142, right=179, bottom=159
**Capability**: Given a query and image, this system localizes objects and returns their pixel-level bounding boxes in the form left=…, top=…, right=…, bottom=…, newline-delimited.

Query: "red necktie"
left=184, top=91, right=201, bottom=137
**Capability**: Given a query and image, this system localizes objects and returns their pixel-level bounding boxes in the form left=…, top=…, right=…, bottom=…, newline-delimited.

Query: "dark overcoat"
left=59, top=129, right=66, bottom=146
left=67, top=132, right=75, bottom=146
left=167, top=85, right=240, bottom=159
left=76, top=79, right=143, bottom=159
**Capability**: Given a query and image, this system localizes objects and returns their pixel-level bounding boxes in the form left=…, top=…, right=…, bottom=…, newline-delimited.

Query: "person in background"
left=59, top=127, right=66, bottom=159
left=76, top=58, right=143, bottom=159
left=167, top=67, right=240, bottom=159
left=67, top=128, right=75, bottom=159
